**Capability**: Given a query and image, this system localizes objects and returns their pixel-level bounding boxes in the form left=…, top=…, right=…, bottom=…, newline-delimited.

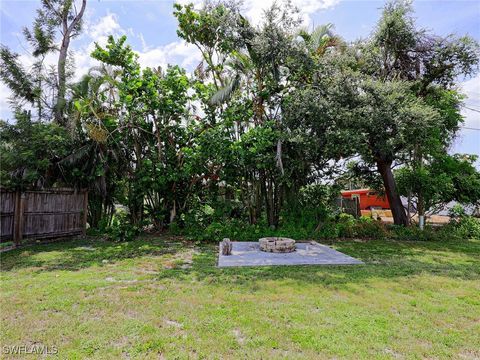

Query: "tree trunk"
left=377, top=160, right=408, bottom=226
left=169, top=199, right=176, bottom=224
left=55, top=36, right=69, bottom=124
left=54, top=0, right=87, bottom=125
left=414, top=147, right=425, bottom=229
left=418, top=191, right=425, bottom=229
left=262, top=173, right=278, bottom=228
left=407, top=191, right=412, bottom=225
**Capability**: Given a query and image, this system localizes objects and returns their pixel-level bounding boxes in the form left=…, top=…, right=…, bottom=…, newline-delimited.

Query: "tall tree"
left=41, top=0, right=87, bottom=124
left=0, top=0, right=87, bottom=124
left=293, top=0, right=479, bottom=226
left=358, top=0, right=479, bottom=225
left=91, top=36, right=194, bottom=227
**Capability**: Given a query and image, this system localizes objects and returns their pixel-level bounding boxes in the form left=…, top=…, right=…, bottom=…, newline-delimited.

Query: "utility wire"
left=462, top=105, right=480, bottom=113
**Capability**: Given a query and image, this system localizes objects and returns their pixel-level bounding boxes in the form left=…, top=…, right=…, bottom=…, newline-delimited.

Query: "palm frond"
left=230, top=51, right=253, bottom=73
left=298, top=23, right=337, bottom=54
left=58, top=143, right=92, bottom=167
left=209, top=75, right=241, bottom=105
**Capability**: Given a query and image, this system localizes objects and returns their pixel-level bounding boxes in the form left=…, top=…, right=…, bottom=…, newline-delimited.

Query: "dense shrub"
left=315, top=222, right=340, bottom=239
left=298, top=184, right=340, bottom=221
left=100, top=206, right=480, bottom=243
left=390, top=225, right=441, bottom=242
left=336, top=213, right=357, bottom=238
left=178, top=218, right=272, bottom=242
left=354, top=217, right=388, bottom=239
left=176, top=212, right=392, bottom=242
left=449, top=216, right=480, bottom=239
left=388, top=216, right=480, bottom=242
left=88, top=208, right=140, bottom=242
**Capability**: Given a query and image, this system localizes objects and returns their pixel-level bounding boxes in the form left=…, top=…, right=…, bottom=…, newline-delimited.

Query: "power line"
left=462, top=105, right=480, bottom=113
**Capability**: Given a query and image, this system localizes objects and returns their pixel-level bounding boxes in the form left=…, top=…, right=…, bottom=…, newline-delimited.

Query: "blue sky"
left=1, top=0, right=479, bottom=157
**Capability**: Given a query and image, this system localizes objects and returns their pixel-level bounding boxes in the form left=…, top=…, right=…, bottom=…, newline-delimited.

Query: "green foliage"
left=315, top=215, right=388, bottom=240
left=0, top=112, right=71, bottom=188
left=448, top=205, right=480, bottom=239
left=174, top=2, right=245, bottom=55
left=389, top=215, right=480, bottom=241
left=2, top=0, right=478, bottom=237
left=396, top=154, right=480, bottom=213
left=452, top=216, right=480, bottom=240
left=287, top=0, right=479, bottom=225
left=335, top=213, right=357, bottom=238
left=298, top=184, right=339, bottom=220
left=355, top=216, right=388, bottom=239
left=1, top=0, right=87, bottom=122
left=390, top=225, right=442, bottom=242
left=0, top=47, right=37, bottom=104
left=106, top=215, right=140, bottom=242
left=177, top=208, right=392, bottom=243
left=89, top=208, right=140, bottom=242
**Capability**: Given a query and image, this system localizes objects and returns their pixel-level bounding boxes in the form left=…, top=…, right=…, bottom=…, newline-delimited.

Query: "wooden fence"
left=0, top=188, right=87, bottom=245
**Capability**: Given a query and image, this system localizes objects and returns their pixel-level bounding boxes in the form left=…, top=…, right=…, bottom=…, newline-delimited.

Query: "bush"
left=336, top=213, right=356, bottom=238
left=298, top=184, right=340, bottom=221
left=88, top=208, right=140, bottom=242
left=354, top=217, right=388, bottom=239
left=315, top=221, right=340, bottom=239
left=450, top=216, right=480, bottom=239
left=390, top=225, right=439, bottom=241
left=173, top=204, right=480, bottom=242
left=180, top=218, right=271, bottom=242
left=107, top=216, right=140, bottom=242
left=314, top=214, right=388, bottom=240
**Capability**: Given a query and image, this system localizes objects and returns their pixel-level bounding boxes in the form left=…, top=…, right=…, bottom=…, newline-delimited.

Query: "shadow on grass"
left=0, top=235, right=188, bottom=272
left=1, top=235, right=479, bottom=288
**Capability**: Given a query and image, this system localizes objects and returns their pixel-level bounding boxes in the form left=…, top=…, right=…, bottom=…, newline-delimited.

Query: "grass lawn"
left=1, top=236, right=479, bottom=359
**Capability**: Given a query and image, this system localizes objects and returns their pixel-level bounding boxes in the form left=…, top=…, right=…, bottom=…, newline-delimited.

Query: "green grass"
left=1, top=236, right=479, bottom=359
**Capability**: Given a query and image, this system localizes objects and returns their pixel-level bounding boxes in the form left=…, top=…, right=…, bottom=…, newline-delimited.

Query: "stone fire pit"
left=259, top=237, right=296, bottom=253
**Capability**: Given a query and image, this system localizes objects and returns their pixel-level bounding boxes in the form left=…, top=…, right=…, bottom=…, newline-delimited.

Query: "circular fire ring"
left=259, top=237, right=296, bottom=253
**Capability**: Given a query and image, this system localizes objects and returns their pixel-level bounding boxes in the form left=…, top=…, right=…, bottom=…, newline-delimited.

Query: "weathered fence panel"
left=0, top=190, right=15, bottom=241
left=0, top=188, right=87, bottom=245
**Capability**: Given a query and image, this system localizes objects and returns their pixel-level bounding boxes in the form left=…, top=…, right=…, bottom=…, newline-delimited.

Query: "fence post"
left=82, top=191, right=88, bottom=236
left=12, top=190, right=24, bottom=246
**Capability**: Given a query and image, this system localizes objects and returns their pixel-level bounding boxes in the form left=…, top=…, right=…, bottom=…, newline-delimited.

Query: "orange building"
left=340, top=189, right=390, bottom=210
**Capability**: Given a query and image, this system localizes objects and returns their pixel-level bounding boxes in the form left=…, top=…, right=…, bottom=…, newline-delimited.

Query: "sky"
left=0, top=0, right=479, bottom=158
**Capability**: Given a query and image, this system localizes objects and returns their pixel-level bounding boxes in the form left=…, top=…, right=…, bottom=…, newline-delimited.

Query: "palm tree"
left=60, top=65, right=124, bottom=228
left=298, top=24, right=343, bottom=56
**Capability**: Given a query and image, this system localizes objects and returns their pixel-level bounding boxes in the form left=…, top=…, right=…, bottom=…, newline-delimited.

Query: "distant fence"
left=335, top=197, right=360, bottom=218
left=0, top=188, right=87, bottom=245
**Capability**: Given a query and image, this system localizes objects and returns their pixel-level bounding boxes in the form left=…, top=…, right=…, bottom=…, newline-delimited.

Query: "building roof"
left=340, top=189, right=372, bottom=195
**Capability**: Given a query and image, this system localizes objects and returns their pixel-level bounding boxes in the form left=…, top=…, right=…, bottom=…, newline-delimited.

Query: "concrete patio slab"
left=218, top=241, right=363, bottom=267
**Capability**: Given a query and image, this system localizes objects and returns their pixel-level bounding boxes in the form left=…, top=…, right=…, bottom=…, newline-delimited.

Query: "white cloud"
left=77, top=13, right=200, bottom=74
left=243, top=0, right=340, bottom=26
left=0, top=82, right=13, bottom=121
left=138, top=33, right=149, bottom=52
left=461, top=74, right=480, bottom=129
left=175, top=0, right=339, bottom=26
left=88, top=13, right=123, bottom=40
left=71, top=13, right=127, bottom=80
left=137, top=41, right=201, bottom=70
